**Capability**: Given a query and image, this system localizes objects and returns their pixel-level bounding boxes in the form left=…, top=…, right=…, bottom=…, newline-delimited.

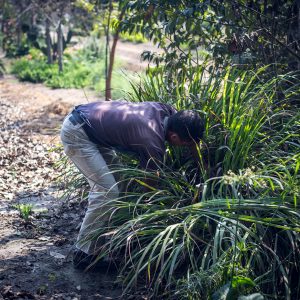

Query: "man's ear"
left=167, top=131, right=182, bottom=145
left=169, top=132, right=178, bottom=141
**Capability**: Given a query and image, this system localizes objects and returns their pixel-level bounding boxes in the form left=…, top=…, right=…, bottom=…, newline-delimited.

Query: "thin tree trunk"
left=105, top=32, right=118, bottom=101
left=1, top=0, right=6, bottom=50
left=16, top=22, right=21, bottom=50
left=104, top=24, right=109, bottom=85
left=46, top=18, right=52, bottom=64
left=105, top=10, right=125, bottom=101
left=30, top=6, right=36, bottom=27
left=298, top=2, right=300, bottom=70
left=57, top=21, right=63, bottom=72
left=104, top=0, right=112, bottom=100
left=16, top=2, right=26, bottom=51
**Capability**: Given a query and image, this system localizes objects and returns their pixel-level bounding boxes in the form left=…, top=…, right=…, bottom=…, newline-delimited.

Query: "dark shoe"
left=72, top=249, right=114, bottom=270
left=72, top=249, right=94, bottom=269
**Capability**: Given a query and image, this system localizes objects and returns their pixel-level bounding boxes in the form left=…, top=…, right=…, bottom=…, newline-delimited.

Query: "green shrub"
left=120, top=31, right=148, bottom=43
left=4, top=36, right=30, bottom=58
left=89, top=66, right=299, bottom=299
left=12, top=58, right=56, bottom=83
left=11, top=43, right=133, bottom=99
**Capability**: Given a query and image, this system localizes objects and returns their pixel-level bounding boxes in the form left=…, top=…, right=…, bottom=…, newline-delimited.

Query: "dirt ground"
left=0, top=75, right=126, bottom=300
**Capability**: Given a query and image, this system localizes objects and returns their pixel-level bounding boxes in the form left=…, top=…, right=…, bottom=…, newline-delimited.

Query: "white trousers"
left=60, top=115, right=119, bottom=255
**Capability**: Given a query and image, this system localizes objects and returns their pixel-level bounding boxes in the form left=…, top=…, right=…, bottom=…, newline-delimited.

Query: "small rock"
left=49, top=251, right=66, bottom=259
left=38, top=236, right=50, bottom=241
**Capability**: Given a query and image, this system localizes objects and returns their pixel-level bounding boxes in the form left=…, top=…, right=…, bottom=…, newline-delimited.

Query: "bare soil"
left=0, top=76, right=123, bottom=300
left=116, top=41, right=158, bottom=72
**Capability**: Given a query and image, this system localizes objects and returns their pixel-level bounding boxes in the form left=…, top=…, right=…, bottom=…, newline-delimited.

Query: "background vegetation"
left=11, top=39, right=131, bottom=99
left=1, top=0, right=299, bottom=299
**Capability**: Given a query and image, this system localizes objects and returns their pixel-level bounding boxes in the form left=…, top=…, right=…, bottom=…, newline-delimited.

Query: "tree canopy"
left=119, top=0, right=300, bottom=70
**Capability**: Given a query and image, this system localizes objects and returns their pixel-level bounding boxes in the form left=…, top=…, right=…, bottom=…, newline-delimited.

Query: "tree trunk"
left=105, top=32, right=118, bottom=101
left=1, top=0, right=6, bottom=50
left=105, top=10, right=125, bottom=101
left=104, top=0, right=112, bottom=101
left=298, top=2, right=300, bottom=70
left=16, top=23, right=21, bottom=50
left=16, top=2, right=26, bottom=52
left=104, top=24, right=109, bottom=87
left=57, top=21, right=63, bottom=72
left=30, top=6, right=37, bottom=27
left=46, top=18, right=52, bottom=64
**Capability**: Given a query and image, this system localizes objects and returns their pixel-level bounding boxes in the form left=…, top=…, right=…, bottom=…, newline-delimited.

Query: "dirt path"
left=116, top=40, right=160, bottom=71
left=0, top=76, right=123, bottom=299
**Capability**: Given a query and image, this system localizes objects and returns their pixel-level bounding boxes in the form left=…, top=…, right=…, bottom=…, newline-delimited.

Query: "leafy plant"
left=128, top=63, right=300, bottom=177
left=91, top=165, right=299, bottom=299
left=59, top=59, right=299, bottom=298
left=13, top=203, right=33, bottom=222
left=92, top=65, right=299, bottom=299
left=120, top=31, right=148, bottom=43
left=121, top=0, right=300, bottom=71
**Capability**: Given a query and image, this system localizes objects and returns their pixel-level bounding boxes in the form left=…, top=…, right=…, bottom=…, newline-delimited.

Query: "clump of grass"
left=13, top=203, right=33, bottom=222
left=60, top=63, right=300, bottom=299
left=91, top=164, right=299, bottom=299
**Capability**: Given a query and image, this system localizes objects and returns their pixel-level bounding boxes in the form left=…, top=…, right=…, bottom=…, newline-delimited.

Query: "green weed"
left=13, top=203, right=33, bottom=221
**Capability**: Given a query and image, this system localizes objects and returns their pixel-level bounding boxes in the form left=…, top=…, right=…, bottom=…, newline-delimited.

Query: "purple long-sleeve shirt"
left=75, top=101, right=177, bottom=170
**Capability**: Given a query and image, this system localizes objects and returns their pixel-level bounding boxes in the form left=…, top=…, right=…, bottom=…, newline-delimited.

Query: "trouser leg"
left=99, top=147, right=127, bottom=195
left=60, top=117, right=119, bottom=255
left=73, top=152, right=119, bottom=255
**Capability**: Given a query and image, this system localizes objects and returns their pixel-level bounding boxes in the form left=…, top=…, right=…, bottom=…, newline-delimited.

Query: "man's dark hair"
left=168, top=110, right=205, bottom=143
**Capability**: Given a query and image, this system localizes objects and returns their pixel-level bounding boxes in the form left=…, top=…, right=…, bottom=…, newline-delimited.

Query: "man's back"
left=75, top=101, right=176, bottom=169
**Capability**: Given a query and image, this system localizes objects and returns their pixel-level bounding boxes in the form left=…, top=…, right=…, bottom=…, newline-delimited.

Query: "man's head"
left=166, top=110, right=205, bottom=146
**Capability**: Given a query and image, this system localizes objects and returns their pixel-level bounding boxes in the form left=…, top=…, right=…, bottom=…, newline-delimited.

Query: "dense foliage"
left=121, top=0, right=300, bottom=71
left=59, top=64, right=300, bottom=299
left=55, top=72, right=300, bottom=299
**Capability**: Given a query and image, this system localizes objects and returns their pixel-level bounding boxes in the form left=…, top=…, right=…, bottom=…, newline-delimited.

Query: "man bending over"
left=60, top=101, right=205, bottom=268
